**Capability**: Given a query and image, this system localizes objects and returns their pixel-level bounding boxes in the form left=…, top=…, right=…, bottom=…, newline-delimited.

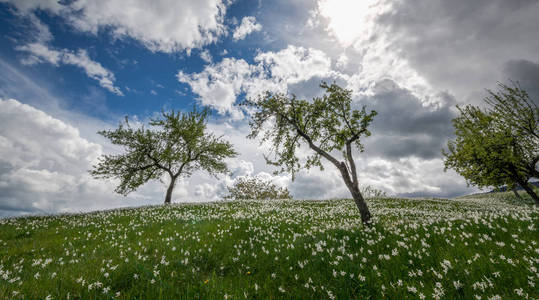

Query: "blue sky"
left=0, top=1, right=265, bottom=120
left=1, top=0, right=538, bottom=217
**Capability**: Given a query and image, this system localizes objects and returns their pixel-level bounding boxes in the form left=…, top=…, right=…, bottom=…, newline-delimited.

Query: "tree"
left=224, top=176, right=292, bottom=200
left=90, top=108, right=237, bottom=204
left=360, top=185, right=388, bottom=199
left=241, top=82, right=377, bottom=224
left=443, top=82, right=539, bottom=204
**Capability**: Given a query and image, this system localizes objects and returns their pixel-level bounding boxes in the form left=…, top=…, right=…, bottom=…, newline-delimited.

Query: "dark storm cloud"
left=360, top=79, right=456, bottom=160
left=503, top=59, right=539, bottom=102
left=366, top=135, right=446, bottom=160
left=376, top=0, right=539, bottom=102
left=0, top=183, right=46, bottom=214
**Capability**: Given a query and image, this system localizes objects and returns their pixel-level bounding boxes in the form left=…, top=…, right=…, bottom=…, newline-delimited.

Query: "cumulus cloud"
left=0, top=0, right=63, bottom=15
left=178, top=45, right=334, bottom=118
left=17, top=43, right=123, bottom=96
left=2, top=0, right=230, bottom=53
left=359, top=157, right=473, bottom=198
left=289, top=168, right=347, bottom=199
left=256, top=45, right=333, bottom=84
left=269, top=80, right=467, bottom=199
left=227, top=159, right=255, bottom=177
left=178, top=58, right=254, bottom=118
left=0, top=98, right=105, bottom=216
left=314, top=0, right=436, bottom=103
left=232, top=16, right=262, bottom=41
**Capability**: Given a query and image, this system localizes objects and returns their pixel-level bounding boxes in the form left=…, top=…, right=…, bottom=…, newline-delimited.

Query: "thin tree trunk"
left=351, top=187, right=372, bottom=224
left=512, top=188, right=522, bottom=200
left=164, top=176, right=176, bottom=204
left=520, top=182, right=539, bottom=205
left=338, top=164, right=372, bottom=224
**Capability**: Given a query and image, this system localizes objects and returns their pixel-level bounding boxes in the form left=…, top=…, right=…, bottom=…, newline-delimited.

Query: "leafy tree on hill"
left=241, top=82, right=377, bottom=224
left=224, top=176, right=292, bottom=200
left=90, top=108, right=237, bottom=204
left=443, top=82, right=539, bottom=204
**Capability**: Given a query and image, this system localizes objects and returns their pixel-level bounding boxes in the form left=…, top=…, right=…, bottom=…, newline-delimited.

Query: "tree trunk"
left=164, top=176, right=176, bottom=204
left=351, top=187, right=372, bottom=224
left=338, top=164, right=372, bottom=225
left=512, top=188, right=522, bottom=200
left=520, top=182, right=539, bottom=205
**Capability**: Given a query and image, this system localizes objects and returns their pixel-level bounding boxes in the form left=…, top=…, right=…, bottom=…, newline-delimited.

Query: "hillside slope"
left=1, top=196, right=538, bottom=299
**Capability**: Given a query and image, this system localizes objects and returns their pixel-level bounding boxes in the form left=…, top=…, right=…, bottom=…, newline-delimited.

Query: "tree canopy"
left=443, top=82, right=538, bottom=204
left=90, top=108, right=237, bottom=204
left=242, top=82, right=377, bottom=224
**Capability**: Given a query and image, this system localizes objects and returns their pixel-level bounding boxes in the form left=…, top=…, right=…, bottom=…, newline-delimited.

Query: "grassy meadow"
left=0, top=193, right=538, bottom=299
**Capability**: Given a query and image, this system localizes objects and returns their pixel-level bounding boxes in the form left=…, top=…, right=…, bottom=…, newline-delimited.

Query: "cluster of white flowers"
left=0, top=195, right=537, bottom=298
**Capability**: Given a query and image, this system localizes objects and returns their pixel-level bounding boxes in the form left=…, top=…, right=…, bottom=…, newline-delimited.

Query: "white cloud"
left=178, top=45, right=334, bottom=118
left=0, top=100, right=101, bottom=169
left=289, top=168, right=348, bottom=199
left=309, top=0, right=437, bottom=103
left=0, top=98, right=104, bottom=215
left=27, top=14, right=54, bottom=43
left=2, top=0, right=230, bottom=53
left=17, top=43, right=123, bottom=96
left=178, top=58, right=254, bottom=118
left=228, top=159, right=255, bottom=177
left=0, top=0, right=64, bottom=15
left=232, top=16, right=262, bottom=41
left=200, top=49, right=213, bottom=63
left=358, top=157, right=476, bottom=198
left=17, top=43, right=61, bottom=65
left=256, top=45, right=333, bottom=83
left=316, top=0, right=381, bottom=47
left=304, top=0, right=539, bottom=104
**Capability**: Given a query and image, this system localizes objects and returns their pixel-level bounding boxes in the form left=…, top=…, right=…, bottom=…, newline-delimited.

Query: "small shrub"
left=360, top=185, right=388, bottom=198
left=224, top=176, right=292, bottom=200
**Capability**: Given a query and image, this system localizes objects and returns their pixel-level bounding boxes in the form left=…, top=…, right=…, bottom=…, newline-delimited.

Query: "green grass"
left=0, top=195, right=538, bottom=299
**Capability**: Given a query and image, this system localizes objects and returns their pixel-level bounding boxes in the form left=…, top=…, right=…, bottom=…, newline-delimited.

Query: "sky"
left=1, top=0, right=539, bottom=218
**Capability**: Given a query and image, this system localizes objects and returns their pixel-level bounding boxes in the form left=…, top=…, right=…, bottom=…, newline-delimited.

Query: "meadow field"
left=0, top=193, right=537, bottom=299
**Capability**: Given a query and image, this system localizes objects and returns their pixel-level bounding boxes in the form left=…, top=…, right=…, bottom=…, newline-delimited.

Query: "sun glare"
left=318, top=0, right=380, bottom=47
